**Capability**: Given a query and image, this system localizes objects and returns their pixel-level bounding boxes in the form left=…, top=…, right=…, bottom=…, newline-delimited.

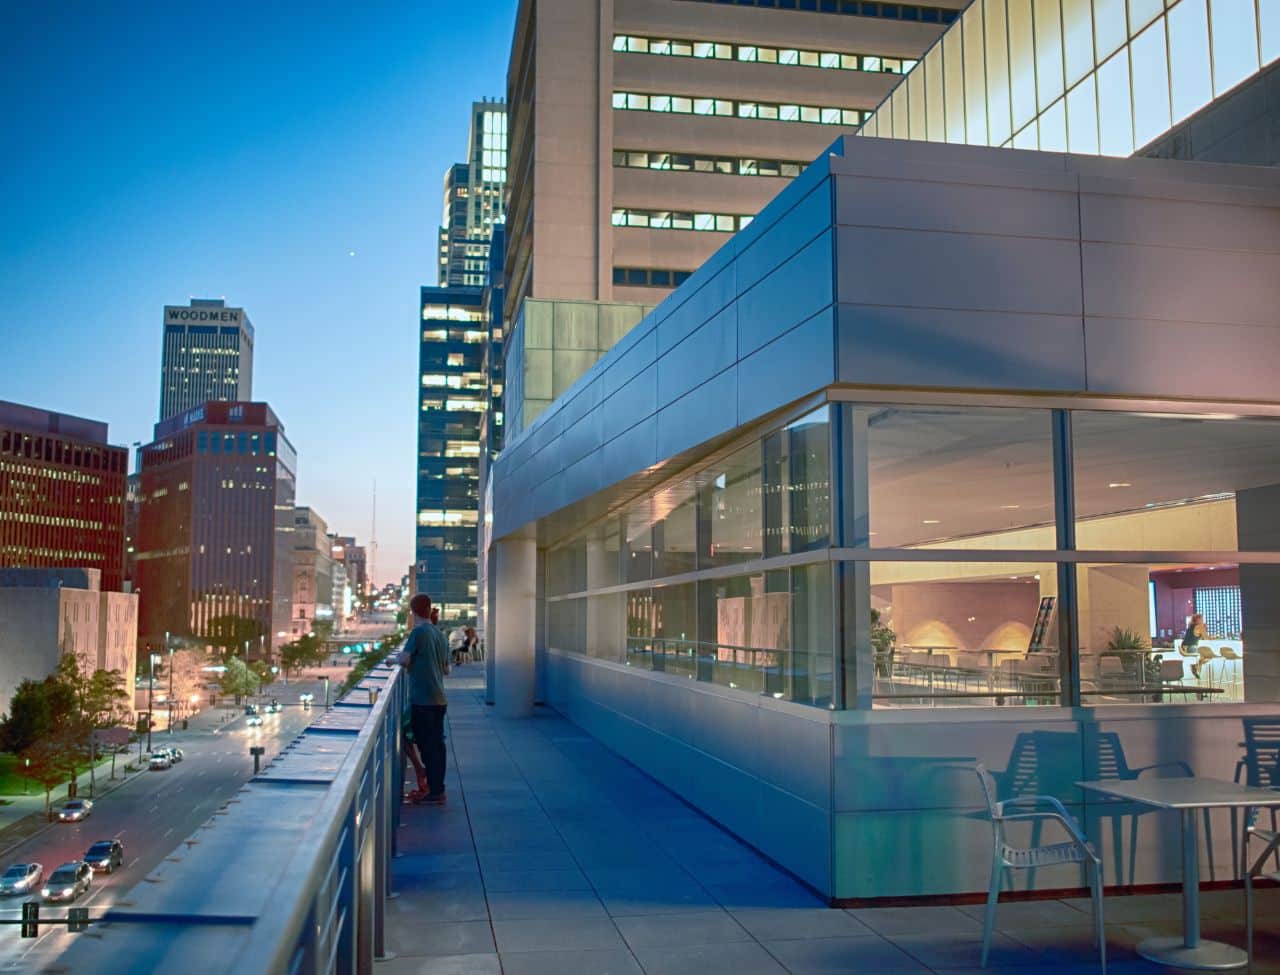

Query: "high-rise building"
left=134, top=402, right=295, bottom=655
left=332, top=535, right=367, bottom=597
left=438, top=99, right=508, bottom=287
left=480, top=224, right=507, bottom=463
left=416, top=285, right=485, bottom=625
left=500, top=0, right=958, bottom=436
left=290, top=506, right=334, bottom=637
left=0, top=401, right=127, bottom=591
left=159, top=299, right=254, bottom=421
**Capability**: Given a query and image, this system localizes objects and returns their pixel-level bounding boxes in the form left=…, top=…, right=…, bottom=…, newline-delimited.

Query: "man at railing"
left=395, top=593, right=451, bottom=805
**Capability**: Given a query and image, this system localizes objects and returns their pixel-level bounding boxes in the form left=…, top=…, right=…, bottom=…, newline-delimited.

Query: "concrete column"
left=585, top=539, right=622, bottom=661
left=484, top=543, right=498, bottom=705
left=493, top=528, right=538, bottom=717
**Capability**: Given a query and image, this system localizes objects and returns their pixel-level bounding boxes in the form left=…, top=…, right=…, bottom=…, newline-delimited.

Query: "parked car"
left=148, top=752, right=172, bottom=770
left=83, top=840, right=124, bottom=874
left=246, top=714, right=264, bottom=727
left=57, top=799, right=93, bottom=823
left=42, top=862, right=91, bottom=902
left=0, top=863, right=43, bottom=896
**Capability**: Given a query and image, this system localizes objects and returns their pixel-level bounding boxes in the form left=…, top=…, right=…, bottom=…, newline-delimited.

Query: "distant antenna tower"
left=370, top=479, right=378, bottom=590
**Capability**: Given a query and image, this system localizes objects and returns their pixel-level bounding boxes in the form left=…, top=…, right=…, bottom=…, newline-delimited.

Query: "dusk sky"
left=0, top=1, right=518, bottom=586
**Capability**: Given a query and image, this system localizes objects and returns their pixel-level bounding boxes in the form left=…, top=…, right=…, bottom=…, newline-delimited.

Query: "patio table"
left=1077, top=776, right=1280, bottom=970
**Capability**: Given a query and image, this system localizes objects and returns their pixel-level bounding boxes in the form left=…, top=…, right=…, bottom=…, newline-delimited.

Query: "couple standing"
left=398, top=593, right=451, bottom=804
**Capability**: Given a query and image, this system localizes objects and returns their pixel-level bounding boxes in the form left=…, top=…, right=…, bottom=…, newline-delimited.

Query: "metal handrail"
left=54, top=662, right=404, bottom=975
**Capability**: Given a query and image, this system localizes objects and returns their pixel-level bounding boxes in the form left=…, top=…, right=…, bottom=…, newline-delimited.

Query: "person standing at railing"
left=396, top=593, right=451, bottom=805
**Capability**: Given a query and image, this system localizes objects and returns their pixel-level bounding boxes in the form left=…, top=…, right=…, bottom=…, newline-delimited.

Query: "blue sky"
left=0, top=1, right=518, bottom=586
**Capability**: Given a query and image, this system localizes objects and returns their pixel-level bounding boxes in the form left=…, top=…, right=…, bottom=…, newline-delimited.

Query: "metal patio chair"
left=1243, top=755, right=1280, bottom=967
left=976, top=762, right=1106, bottom=972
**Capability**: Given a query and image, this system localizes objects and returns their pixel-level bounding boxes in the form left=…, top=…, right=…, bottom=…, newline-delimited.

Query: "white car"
left=246, top=714, right=264, bottom=727
left=0, top=863, right=43, bottom=896
left=149, top=752, right=172, bottom=770
left=57, top=799, right=93, bottom=822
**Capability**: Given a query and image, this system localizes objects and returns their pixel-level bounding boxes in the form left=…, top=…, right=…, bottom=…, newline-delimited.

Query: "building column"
left=493, top=527, right=537, bottom=717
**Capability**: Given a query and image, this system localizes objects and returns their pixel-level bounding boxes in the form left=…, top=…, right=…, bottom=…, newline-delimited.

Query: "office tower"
left=480, top=224, right=506, bottom=463
left=0, top=400, right=127, bottom=591
left=159, top=299, right=254, bottom=421
left=438, top=99, right=508, bottom=287
left=134, top=402, right=295, bottom=655
left=415, top=286, right=485, bottom=625
left=500, top=0, right=957, bottom=436
left=290, top=506, right=334, bottom=637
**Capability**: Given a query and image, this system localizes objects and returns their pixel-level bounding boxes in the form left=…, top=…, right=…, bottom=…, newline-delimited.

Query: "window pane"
left=944, top=27, right=968, bottom=142
left=1062, top=0, right=1095, bottom=86
left=870, top=561, right=1061, bottom=708
left=908, top=65, right=928, bottom=140
left=1040, top=96, right=1068, bottom=150
left=963, top=6, right=989, bottom=144
left=863, top=406, right=1056, bottom=549
left=925, top=52, right=946, bottom=141
left=1008, top=0, right=1039, bottom=129
left=1096, top=48, right=1133, bottom=156
left=1263, top=0, right=1280, bottom=63
left=1034, top=0, right=1066, bottom=109
left=653, top=481, right=698, bottom=577
left=1077, top=562, right=1257, bottom=704
left=1128, top=0, right=1163, bottom=35
left=763, top=407, right=832, bottom=555
left=1168, top=0, right=1213, bottom=124
left=985, top=0, right=1014, bottom=145
left=1209, top=0, right=1259, bottom=95
left=1066, top=75, right=1100, bottom=153
left=1130, top=17, right=1171, bottom=149
left=1094, top=0, right=1127, bottom=59
left=1072, top=412, right=1280, bottom=552
left=702, top=442, right=763, bottom=568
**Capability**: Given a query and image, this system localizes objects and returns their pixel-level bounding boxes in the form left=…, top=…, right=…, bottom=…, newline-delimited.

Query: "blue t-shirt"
left=404, top=622, right=450, bottom=707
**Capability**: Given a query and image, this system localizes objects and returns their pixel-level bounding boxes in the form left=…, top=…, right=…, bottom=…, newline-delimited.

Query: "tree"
left=84, top=669, right=131, bottom=785
left=219, top=657, right=259, bottom=703
left=21, top=732, right=82, bottom=819
left=0, top=679, right=52, bottom=754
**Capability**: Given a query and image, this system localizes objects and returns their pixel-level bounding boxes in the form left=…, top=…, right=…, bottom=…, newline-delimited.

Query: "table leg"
left=1136, top=808, right=1247, bottom=970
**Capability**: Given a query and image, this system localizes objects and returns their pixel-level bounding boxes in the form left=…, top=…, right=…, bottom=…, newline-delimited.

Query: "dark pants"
left=411, top=704, right=447, bottom=797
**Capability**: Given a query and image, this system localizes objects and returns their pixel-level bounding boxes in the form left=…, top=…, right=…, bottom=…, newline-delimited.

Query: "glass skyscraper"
left=437, top=100, right=508, bottom=287
left=416, top=286, right=486, bottom=625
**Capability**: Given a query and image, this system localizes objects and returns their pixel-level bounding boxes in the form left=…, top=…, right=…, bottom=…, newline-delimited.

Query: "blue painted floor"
left=383, top=676, right=1280, bottom=975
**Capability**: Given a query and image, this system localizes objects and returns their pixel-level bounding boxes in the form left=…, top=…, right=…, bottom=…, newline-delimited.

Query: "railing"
left=56, top=662, right=404, bottom=975
left=623, top=636, right=834, bottom=706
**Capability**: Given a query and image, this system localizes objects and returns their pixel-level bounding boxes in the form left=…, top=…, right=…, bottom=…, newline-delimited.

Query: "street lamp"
left=166, top=630, right=174, bottom=735
left=23, top=758, right=29, bottom=795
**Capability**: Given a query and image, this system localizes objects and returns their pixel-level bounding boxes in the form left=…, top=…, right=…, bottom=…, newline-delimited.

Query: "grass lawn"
left=0, top=751, right=126, bottom=797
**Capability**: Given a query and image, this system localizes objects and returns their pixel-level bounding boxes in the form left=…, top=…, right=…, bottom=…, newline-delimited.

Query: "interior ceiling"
left=538, top=408, right=1280, bottom=552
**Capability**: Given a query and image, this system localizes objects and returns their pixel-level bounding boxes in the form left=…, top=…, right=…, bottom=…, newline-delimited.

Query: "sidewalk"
left=384, top=677, right=1280, bottom=975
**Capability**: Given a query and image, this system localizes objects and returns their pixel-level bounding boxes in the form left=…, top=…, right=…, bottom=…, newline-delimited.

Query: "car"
left=265, top=701, right=281, bottom=713
left=42, top=861, right=91, bottom=902
left=83, top=840, right=124, bottom=874
left=244, top=703, right=259, bottom=715
left=149, top=752, right=172, bottom=770
left=246, top=714, right=264, bottom=727
left=164, top=746, right=184, bottom=763
left=0, top=863, right=43, bottom=896
left=57, top=799, right=93, bottom=822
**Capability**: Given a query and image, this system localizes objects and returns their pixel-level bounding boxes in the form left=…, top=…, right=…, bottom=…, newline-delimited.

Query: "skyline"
left=0, top=1, right=518, bottom=585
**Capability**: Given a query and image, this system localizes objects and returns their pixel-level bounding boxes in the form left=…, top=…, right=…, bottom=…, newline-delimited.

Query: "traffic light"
left=68, top=907, right=89, bottom=932
left=21, top=901, right=38, bottom=938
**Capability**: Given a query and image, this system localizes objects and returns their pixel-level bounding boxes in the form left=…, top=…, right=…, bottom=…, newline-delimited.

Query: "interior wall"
left=888, top=581, right=1041, bottom=652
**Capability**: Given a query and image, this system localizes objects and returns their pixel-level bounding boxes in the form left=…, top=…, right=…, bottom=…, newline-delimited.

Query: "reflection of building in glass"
left=859, top=0, right=1278, bottom=156
left=438, top=100, right=507, bottom=288
left=416, top=286, right=486, bottom=626
left=159, top=299, right=254, bottom=421
left=135, top=402, right=295, bottom=656
left=0, top=401, right=128, bottom=592
left=486, top=134, right=1280, bottom=900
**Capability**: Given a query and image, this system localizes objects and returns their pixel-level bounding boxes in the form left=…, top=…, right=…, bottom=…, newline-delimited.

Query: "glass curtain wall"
left=545, top=399, right=1280, bottom=710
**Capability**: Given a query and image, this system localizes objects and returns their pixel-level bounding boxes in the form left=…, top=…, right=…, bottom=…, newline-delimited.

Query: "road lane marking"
left=129, top=858, right=139, bottom=867
left=162, top=828, right=173, bottom=838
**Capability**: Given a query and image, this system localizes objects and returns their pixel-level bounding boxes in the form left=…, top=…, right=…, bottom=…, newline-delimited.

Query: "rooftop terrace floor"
left=383, top=675, right=1280, bottom=975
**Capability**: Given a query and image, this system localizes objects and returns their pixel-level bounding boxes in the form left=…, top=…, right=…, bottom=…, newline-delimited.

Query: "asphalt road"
left=0, top=678, right=328, bottom=971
